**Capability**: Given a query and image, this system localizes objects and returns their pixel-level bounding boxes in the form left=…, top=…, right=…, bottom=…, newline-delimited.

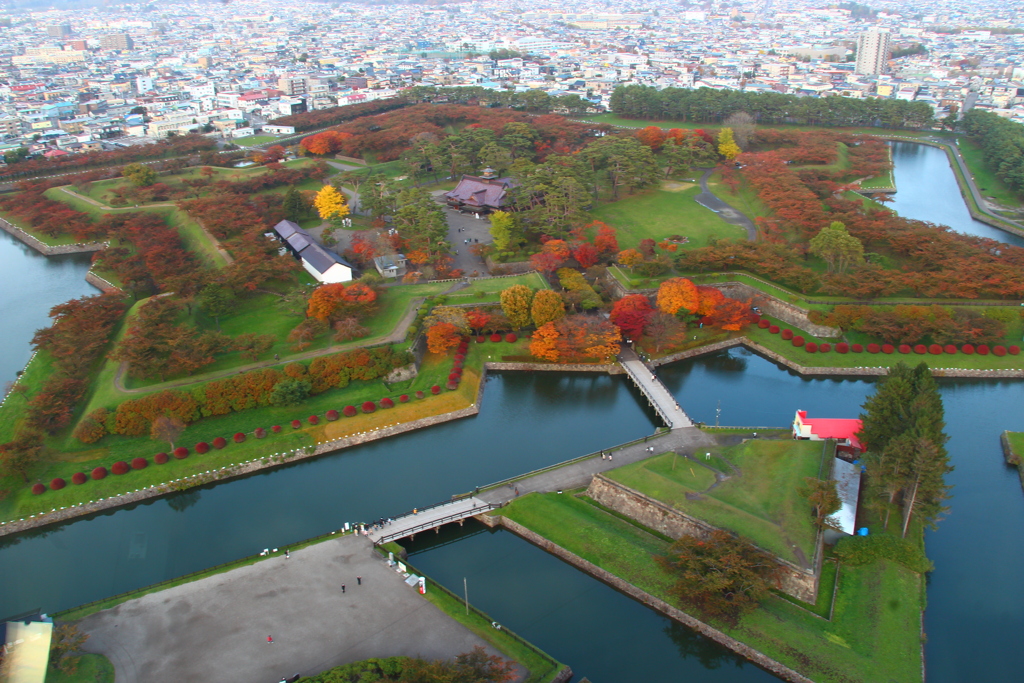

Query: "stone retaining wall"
left=479, top=513, right=814, bottom=683
left=585, top=475, right=819, bottom=604
left=0, top=216, right=108, bottom=256
left=484, top=361, right=623, bottom=374
left=484, top=257, right=534, bottom=275
left=84, top=271, right=122, bottom=294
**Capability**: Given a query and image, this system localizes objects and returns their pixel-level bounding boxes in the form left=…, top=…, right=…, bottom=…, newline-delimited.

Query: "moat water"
left=1, top=142, right=1022, bottom=682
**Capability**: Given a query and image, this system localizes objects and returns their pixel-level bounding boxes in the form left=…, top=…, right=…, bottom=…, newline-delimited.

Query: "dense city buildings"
left=0, top=0, right=1023, bottom=156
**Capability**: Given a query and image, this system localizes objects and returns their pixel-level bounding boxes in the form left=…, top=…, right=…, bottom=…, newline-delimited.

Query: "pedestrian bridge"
left=618, top=348, right=693, bottom=429
left=370, top=497, right=495, bottom=546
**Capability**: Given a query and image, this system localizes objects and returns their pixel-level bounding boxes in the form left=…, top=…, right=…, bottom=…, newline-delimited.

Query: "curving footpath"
left=694, top=168, right=757, bottom=240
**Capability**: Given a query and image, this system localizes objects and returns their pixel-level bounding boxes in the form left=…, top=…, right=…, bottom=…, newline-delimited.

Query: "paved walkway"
left=694, top=168, right=757, bottom=240
left=477, top=427, right=716, bottom=506
left=618, top=347, right=693, bottom=428
left=369, top=497, right=494, bottom=544
left=78, top=534, right=523, bottom=683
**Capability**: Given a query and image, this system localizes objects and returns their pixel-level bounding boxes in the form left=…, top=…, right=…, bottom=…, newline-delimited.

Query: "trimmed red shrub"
left=415, top=391, right=425, bottom=399
left=50, top=477, right=66, bottom=491
left=234, top=432, right=247, bottom=442
left=212, top=436, right=227, bottom=449
left=361, top=401, right=376, bottom=414
left=805, top=342, right=818, bottom=353
left=112, top=461, right=130, bottom=475
left=255, top=427, right=267, bottom=438
left=819, top=343, right=831, bottom=353
left=92, top=466, right=108, bottom=479
left=173, top=447, right=189, bottom=459
left=195, top=441, right=210, bottom=454
left=757, top=319, right=770, bottom=329
left=490, top=333, right=502, bottom=342
left=131, top=457, right=147, bottom=470
left=72, top=472, right=87, bottom=485
left=453, top=359, right=463, bottom=369
left=867, top=343, right=880, bottom=353
left=836, top=342, right=849, bottom=354
left=505, top=333, right=517, bottom=343
left=898, top=344, right=912, bottom=354
left=399, top=394, right=409, bottom=403
left=994, top=345, right=1007, bottom=357
left=448, top=372, right=460, bottom=381
left=326, top=409, right=340, bottom=421
left=291, top=419, right=302, bottom=429
left=455, top=354, right=466, bottom=362
left=272, top=425, right=282, bottom=433
left=380, top=397, right=394, bottom=409
left=912, top=344, right=926, bottom=354
left=781, top=329, right=794, bottom=340
left=769, top=325, right=780, bottom=334
left=446, top=380, right=459, bottom=390
left=306, top=415, right=319, bottom=425
left=1010, top=345, right=1020, bottom=355
left=961, top=344, right=975, bottom=355
left=851, top=343, right=863, bottom=353
left=477, top=335, right=486, bottom=343
left=751, top=314, right=761, bottom=323
left=32, top=483, right=45, bottom=495
left=944, top=345, right=958, bottom=354
left=343, top=405, right=357, bottom=417
left=882, top=344, right=895, bottom=354
left=431, top=385, right=441, bottom=395
left=978, top=344, right=990, bottom=355
left=154, top=453, right=168, bottom=465
left=929, top=344, right=943, bottom=355
left=792, top=336, right=805, bottom=347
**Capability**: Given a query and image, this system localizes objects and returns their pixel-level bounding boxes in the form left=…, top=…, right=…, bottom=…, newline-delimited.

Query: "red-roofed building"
left=792, top=410, right=864, bottom=457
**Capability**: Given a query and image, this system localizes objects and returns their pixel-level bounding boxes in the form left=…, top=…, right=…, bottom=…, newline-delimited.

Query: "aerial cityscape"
left=0, top=1, right=1023, bottom=682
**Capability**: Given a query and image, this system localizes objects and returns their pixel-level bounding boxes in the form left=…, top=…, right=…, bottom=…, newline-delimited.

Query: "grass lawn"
left=444, top=272, right=550, bottom=305
left=958, top=138, right=1023, bottom=208
left=590, top=186, right=746, bottom=250
left=578, top=114, right=934, bottom=138
left=860, top=146, right=896, bottom=190
left=44, top=654, right=114, bottom=683
left=0, top=351, right=55, bottom=444
left=705, top=173, right=773, bottom=221
left=498, top=491, right=924, bottom=683
left=606, top=441, right=826, bottom=566
left=1007, top=431, right=1024, bottom=458
left=746, top=313, right=1024, bottom=371
left=232, top=135, right=280, bottom=146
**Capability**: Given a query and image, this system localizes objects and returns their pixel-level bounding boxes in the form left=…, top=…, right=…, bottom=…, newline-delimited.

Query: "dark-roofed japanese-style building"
left=444, top=167, right=517, bottom=214
left=271, top=220, right=354, bottom=283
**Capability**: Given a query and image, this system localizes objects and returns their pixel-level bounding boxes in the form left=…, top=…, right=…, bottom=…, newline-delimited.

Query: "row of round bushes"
left=763, top=322, right=1020, bottom=356
left=477, top=333, right=517, bottom=343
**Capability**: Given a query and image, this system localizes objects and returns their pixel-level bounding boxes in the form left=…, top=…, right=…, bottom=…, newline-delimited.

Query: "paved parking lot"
left=79, top=534, right=516, bottom=683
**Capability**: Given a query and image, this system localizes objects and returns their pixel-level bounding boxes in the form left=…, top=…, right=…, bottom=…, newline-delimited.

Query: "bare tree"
left=724, top=111, right=756, bottom=150
left=151, top=414, right=185, bottom=449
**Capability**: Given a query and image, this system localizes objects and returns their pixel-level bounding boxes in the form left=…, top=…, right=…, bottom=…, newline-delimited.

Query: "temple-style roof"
left=444, top=175, right=517, bottom=210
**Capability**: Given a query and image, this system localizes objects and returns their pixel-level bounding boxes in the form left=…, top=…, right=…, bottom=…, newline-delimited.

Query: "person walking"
left=342, top=584, right=346, bottom=594
left=285, top=549, right=289, bottom=559
left=267, top=635, right=274, bottom=644
left=357, top=576, right=362, bottom=585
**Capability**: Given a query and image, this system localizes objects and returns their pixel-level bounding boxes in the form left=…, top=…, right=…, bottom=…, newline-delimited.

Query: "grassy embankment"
left=589, top=182, right=746, bottom=250
left=1004, top=431, right=1024, bottom=490
left=607, top=441, right=826, bottom=566
left=957, top=138, right=1023, bottom=210
left=43, top=654, right=115, bottom=683
left=496, top=490, right=924, bottom=683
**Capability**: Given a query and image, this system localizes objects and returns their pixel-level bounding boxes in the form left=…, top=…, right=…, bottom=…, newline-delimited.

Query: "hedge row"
left=767, top=325, right=1020, bottom=357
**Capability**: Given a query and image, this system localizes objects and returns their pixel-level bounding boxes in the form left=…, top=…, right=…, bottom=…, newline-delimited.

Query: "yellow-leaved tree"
left=314, top=185, right=350, bottom=224
left=717, top=128, right=741, bottom=160
left=657, top=278, right=700, bottom=316
left=530, top=289, right=566, bottom=327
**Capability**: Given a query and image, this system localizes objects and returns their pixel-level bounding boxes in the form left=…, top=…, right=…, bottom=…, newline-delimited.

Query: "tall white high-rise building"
left=855, top=30, right=891, bottom=76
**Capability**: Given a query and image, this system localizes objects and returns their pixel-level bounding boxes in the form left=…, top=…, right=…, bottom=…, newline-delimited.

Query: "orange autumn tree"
left=426, top=322, right=461, bottom=354
left=695, top=285, right=726, bottom=316
left=592, top=222, right=619, bottom=256
left=657, top=278, right=699, bottom=316
left=466, top=308, right=492, bottom=334
left=530, top=315, right=621, bottom=363
left=637, top=125, right=667, bottom=151
left=618, top=248, right=645, bottom=271
left=307, top=282, right=377, bottom=322
left=529, top=321, right=561, bottom=362
left=542, top=239, right=572, bottom=260
left=705, top=297, right=754, bottom=331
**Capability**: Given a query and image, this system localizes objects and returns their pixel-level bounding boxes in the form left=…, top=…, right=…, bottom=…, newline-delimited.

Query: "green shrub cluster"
left=299, top=656, right=409, bottom=682
left=833, top=533, right=934, bottom=573
left=557, top=267, right=601, bottom=309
